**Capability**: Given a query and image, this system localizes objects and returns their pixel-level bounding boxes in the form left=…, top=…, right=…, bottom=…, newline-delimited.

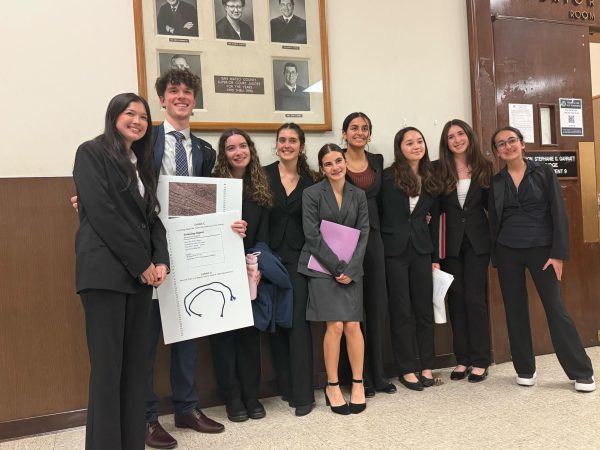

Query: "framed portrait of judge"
left=134, top=0, right=331, bottom=131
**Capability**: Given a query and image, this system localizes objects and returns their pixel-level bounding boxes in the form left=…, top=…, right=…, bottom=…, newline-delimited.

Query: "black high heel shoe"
left=324, top=381, right=350, bottom=415
left=349, top=379, right=367, bottom=414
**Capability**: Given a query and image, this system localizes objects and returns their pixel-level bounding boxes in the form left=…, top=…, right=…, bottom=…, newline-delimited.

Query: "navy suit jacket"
left=153, top=123, right=216, bottom=178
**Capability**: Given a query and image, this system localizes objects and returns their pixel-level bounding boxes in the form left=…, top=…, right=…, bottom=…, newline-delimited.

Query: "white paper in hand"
left=432, top=268, right=454, bottom=324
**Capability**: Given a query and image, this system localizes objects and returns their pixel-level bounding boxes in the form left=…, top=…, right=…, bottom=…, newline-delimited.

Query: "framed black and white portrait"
left=158, top=52, right=204, bottom=109
left=273, top=60, right=310, bottom=111
left=269, top=0, right=307, bottom=44
left=135, top=0, right=331, bottom=131
left=214, top=0, right=255, bottom=41
left=155, top=0, right=199, bottom=37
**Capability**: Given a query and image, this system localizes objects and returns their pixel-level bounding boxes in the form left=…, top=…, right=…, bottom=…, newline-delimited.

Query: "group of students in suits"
left=72, top=66, right=595, bottom=449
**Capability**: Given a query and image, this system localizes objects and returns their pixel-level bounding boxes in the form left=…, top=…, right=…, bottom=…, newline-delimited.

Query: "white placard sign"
left=559, top=98, right=583, bottom=137
left=508, top=103, right=534, bottom=143
left=157, top=211, right=253, bottom=344
left=156, top=176, right=252, bottom=343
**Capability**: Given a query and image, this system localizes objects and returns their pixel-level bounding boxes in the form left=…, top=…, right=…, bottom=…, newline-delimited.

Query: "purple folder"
left=307, top=219, right=360, bottom=275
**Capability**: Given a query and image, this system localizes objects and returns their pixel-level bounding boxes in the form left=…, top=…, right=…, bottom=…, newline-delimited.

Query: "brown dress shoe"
left=145, top=421, right=177, bottom=449
left=174, top=408, right=225, bottom=433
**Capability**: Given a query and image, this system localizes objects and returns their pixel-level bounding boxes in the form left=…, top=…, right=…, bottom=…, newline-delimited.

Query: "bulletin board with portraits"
left=133, top=0, right=331, bottom=131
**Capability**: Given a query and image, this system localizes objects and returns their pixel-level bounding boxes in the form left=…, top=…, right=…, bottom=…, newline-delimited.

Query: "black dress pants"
left=361, top=229, right=390, bottom=389
left=385, top=242, right=435, bottom=375
left=209, top=326, right=261, bottom=404
left=145, top=298, right=200, bottom=422
left=80, top=286, right=152, bottom=450
left=495, top=244, right=593, bottom=379
left=441, top=236, right=491, bottom=368
left=269, top=257, right=315, bottom=406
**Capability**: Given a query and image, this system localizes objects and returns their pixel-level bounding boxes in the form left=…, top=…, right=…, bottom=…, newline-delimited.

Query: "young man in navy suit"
left=143, top=68, right=224, bottom=449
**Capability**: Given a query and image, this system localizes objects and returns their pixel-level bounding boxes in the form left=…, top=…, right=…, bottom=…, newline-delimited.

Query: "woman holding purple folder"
left=297, top=144, right=370, bottom=415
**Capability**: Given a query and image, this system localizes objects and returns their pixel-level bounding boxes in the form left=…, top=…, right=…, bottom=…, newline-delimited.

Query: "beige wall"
left=0, top=0, right=472, bottom=177
left=591, top=42, right=600, bottom=96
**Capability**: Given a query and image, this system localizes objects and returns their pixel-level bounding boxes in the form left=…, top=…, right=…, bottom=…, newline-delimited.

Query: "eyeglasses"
left=226, top=4, right=243, bottom=10
left=495, top=136, right=520, bottom=150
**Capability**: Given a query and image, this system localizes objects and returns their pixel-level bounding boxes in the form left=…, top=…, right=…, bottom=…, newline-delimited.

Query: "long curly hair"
left=438, top=119, right=492, bottom=194
left=388, top=126, right=442, bottom=197
left=214, top=128, right=273, bottom=208
left=276, top=123, right=320, bottom=181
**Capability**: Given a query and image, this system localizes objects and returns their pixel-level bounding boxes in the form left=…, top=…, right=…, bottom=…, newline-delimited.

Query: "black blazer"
left=153, top=123, right=216, bottom=178
left=345, top=151, right=383, bottom=231
left=264, top=162, right=314, bottom=255
left=488, top=161, right=569, bottom=265
left=242, top=196, right=270, bottom=251
left=73, top=139, right=169, bottom=294
left=297, top=178, right=370, bottom=279
left=379, top=169, right=437, bottom=258
left=433, top=164, right=491, bottom=258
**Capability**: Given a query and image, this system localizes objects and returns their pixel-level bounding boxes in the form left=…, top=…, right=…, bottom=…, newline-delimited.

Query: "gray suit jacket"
left=298, top=178, right=370, bottom=280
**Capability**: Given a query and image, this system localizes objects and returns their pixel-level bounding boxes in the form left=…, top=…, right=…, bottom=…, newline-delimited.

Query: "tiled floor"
left=2, top=346, right=599, bottom=449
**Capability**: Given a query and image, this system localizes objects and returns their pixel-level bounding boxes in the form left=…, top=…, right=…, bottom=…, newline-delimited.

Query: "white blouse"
left=457, top=178, right=471, bottom=208
left=409, top=195, right=419, bottom=213
left=129, top=151, right=145, bottom=198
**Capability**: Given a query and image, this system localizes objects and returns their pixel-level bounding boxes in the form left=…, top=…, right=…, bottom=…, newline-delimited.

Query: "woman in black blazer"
left=264, top=123, right=318, bottom=416
left=342, top=112, right=396, bottom=396
left=435, top=119, right=493, bottom=382
left=73, top=93, right=169, bottom=450
left=380, top=127, right=442, bottom=391
left=209, top=128, right=274, bottom=421
left=489, top=126, right=595, bottom=392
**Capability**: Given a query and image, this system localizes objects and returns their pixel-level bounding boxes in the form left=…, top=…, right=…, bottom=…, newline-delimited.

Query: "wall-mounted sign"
left=508, top=103, right=535, bottom=143
left=559, top=98, right=584, bottom=136
left=525, top=151, right=578, bottom=178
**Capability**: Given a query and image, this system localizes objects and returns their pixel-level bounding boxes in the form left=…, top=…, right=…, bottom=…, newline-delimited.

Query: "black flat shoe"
left=376, top=382, right=397, bottom=394
left=226, top=398, right=249, bottom=422
left=324, top=381, right=350, bottom=415
left=468, top=368, right=488, bottom=383
left=349, top=379, right=366, bottom=414
left=245, top=399, right=266, bottom=419
left=420, top=374, right=435, bottom=388
left=364, top=385, right=376, bottom=398
left=294, top=402, right=315, bottom=417
left=450, top=367, right=470, bottom=380
left=399, top=374, right=424, bottom=391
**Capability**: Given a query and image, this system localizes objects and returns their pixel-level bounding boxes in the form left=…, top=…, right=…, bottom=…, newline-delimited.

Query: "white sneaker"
left=516, top=371, right=537, bottom=386
left=574, top=376, right=596, bottom=392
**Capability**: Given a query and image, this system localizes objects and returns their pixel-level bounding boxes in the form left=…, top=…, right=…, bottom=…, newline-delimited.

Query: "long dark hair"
left=388, top=126, right=441, bottom=197
left=95, top=92, right=159, bottom=217
left=214, top=128, right=273, bottom=208
left=438, top=119, right=492, bottom=194
left=276, top=122, right=320, bottom=181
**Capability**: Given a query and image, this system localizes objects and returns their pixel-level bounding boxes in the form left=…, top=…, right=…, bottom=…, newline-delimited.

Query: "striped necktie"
left=170, top=131, right=189, bottom=176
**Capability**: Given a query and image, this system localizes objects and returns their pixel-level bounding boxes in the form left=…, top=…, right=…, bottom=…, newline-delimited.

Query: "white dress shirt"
left=160, top=120, right=193, bottom=177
